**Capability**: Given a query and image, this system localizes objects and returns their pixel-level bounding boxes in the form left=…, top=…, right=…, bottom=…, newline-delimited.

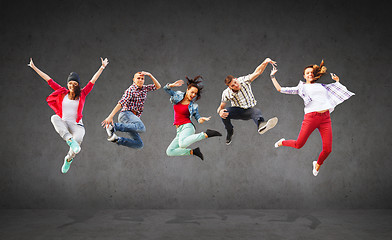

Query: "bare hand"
left=330, top=73, right=339, bottom=82
left=140, top=71, right=151, bottom=77
left=219, top=109, right=229, bottom=119
left=170, top=80, right=184, bottom=88
left=264, top=58, right=277, bottom=67
left=27, top=58, right=35, bottom=68
left=101, top=117, right=114, bottom=128
left=270, top=65, right=278, bottom=76
left=101, top=57, right=109, bottom=68
left=198, top=116, right=211, bottom=124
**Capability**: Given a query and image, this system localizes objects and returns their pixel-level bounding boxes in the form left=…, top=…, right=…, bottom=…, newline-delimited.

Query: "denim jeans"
left=114, top=111, right=146, bottom=149
left=221, top=107, right=264, bottom=131
left=166, top=123, right=206, bottom=156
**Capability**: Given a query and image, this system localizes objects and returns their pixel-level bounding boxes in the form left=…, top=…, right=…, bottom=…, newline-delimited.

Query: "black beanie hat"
left=67, top=72, right=80, bottom=84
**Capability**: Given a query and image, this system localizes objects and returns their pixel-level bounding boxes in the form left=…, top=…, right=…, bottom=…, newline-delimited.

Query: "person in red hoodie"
left=28, top=57, right=109, bottom=173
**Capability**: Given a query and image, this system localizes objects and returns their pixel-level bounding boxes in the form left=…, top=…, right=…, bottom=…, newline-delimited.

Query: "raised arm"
left=141, top=71, right=161, bottom=89
left=27, top=58, right=52, bottom=82
left=270, top=65, right=282, bottom=92
left=249, top=57, right=277, bottom=82
left=90, top=57, right=109, bottom=84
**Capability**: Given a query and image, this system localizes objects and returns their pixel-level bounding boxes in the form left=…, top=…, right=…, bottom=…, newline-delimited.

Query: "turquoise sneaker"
left=61, top=155, right=73, bottom=174
left=66, top=138, right=81, bottom=154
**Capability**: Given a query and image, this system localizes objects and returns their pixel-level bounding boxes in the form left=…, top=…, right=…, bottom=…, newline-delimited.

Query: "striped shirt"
left=221, top=74, right=257, bottom=109
left=118, top=84, right=157, bottom=117
left=280, top=81, right=355, bottom=113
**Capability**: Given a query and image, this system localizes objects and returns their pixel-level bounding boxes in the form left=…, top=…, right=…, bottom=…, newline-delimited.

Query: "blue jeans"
left=222, top=107, right=264, bottom=132
left=114, top=111, right=146, bottom=149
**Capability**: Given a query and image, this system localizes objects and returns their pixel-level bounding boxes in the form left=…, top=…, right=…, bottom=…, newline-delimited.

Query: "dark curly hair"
left=186, top=75, right=203, bottom=101
left=303, top=60, right=327, bottom=83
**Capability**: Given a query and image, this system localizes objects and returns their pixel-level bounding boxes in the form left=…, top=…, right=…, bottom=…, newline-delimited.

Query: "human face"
left=228, top=78, right=241, bottom=92
left=303, top=67, right=314, bottom=83
left=186, top=86, right=198, bottom=101
left=133, top=72, right=145, bottom=88
left=67, top=81, right=79, bottom=93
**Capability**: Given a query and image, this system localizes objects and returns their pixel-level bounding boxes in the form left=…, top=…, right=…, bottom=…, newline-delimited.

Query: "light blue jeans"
left=114, top=111, right=146, bottom=149
left=166, top=123, right=206, bottom=156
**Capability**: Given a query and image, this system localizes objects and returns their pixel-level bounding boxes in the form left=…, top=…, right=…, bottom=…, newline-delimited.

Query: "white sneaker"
left=105, top=124, right=115, bottom=137
left=108, top=133, right=118, bottom=142
left=258, top=117, right=278, bottom=134
left=313, top=161, right=319, bottom=176
left=274, top=138, right=285, bottom=148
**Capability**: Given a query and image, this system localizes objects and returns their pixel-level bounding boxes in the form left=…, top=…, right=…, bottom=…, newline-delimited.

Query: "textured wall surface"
left=1, top=0, right=391, bottom=209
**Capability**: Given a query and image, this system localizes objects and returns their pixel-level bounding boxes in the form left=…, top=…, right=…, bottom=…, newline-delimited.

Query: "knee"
left=50, top=114, right=61, bottom=123
left=135, top=140, right=144, bottom=149
left=294, top=141, right=305, bottom=149
left=139, top=125, right=146, bottom=133
left=166, top=148, right=174, bottom=156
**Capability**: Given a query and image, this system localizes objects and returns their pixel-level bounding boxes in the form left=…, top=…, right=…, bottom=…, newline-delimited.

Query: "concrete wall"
left=1, top=0, right=391, bottom=209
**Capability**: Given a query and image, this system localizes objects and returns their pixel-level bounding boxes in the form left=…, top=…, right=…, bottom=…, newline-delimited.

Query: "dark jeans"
left=221, top=107, right=264, bottom=132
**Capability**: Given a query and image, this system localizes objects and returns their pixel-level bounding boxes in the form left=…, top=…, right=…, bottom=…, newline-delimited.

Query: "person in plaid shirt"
left=216, top=58, right=278, bottom=145
left=270, top=60, right=355, bottom=176
left=101, top=71, right=161, bottom=149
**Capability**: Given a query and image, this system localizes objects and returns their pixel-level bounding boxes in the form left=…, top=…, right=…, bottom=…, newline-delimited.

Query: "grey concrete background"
left=0, top=0, right=391, bottom=209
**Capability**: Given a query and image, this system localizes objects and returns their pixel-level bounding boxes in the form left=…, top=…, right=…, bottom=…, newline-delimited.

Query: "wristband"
left=100, top=66, right=105, bottom=69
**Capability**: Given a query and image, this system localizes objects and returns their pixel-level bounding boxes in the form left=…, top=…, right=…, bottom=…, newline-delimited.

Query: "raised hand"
left=330, top=73, right=339, bottom=82
left=101, top=57, right=109, bottom=68
left=27, top=58, right=35, bottom=68
left=198, top=116, right=211, bottom=124
left=270, top=65, right=278, bottom=76
left=170, top=80, right=184, bottom=88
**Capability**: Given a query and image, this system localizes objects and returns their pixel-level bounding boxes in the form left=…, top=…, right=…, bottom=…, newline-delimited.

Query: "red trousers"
left=282, top=111, right=332, bottom=165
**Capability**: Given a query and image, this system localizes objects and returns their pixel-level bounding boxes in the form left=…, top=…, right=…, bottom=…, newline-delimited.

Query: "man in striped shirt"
left=102, top=71, right=161, bottom=149
left=217, top=58, right=278, bottom=145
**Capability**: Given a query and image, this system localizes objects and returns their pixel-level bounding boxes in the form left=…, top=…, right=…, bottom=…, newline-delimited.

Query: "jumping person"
left=28, top=57, right=109, bottom=173
left=270, top=60, right=355, bottom=176
left=164, top=76, right=221, bottom=160
left=101, top=71, right=161, bottom=149
left=217, top=58, right=278, bottom=145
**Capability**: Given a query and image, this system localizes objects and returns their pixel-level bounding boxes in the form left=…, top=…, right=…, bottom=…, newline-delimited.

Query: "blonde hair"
left=304, top=60, right=327, bottom=83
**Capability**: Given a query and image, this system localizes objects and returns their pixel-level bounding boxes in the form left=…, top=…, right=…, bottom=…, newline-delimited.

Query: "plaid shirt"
left=118, top=84, right=157, bottom=117
left=221, top=74, right=257, bottom=109
left=280, top=81, right=355, bottom=113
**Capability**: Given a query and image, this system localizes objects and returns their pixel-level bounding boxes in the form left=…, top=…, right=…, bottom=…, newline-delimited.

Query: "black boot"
left=192, top=147, right=204, bottom=160
left=205, top=129, right=222, bottom=138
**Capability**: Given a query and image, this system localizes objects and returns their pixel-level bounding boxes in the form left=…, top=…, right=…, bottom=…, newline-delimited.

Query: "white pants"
left=51, top=115, right=85, bottom=158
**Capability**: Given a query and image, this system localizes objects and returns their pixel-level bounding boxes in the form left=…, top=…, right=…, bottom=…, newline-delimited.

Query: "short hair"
left=225, top=75, right=235, bottom=85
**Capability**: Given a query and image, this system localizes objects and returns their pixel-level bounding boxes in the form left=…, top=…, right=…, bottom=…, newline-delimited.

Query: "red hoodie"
left=46, top=79, right=94, bottom=123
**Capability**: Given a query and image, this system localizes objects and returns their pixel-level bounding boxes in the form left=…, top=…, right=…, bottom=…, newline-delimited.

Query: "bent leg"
left=166, top=128, right=191, bottom=156
left=115, top=111, right=145, bottom=149
left=51, top=115, right=72, bottom=141
left=115, top=111, right=146, bottom=133
left=178, top=123, right=206, bottom=149
left=282, top=113, right=317, bottom=149
left=67, top=122, right=85, bottom=158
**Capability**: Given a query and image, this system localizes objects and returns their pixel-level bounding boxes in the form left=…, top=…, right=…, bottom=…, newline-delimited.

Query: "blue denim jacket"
left=163, top=84, right=201, bottom=122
